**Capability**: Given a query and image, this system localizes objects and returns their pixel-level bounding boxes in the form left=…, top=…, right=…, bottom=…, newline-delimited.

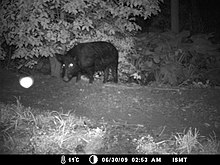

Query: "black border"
left=0, top=154, right=219, bottom=165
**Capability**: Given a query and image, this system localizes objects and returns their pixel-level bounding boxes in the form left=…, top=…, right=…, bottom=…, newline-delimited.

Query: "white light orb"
left=19, top=76, right=34, bottom=88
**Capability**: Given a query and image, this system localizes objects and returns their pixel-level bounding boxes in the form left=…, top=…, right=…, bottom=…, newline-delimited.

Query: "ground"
left=0, top=69, right=220, bottom=143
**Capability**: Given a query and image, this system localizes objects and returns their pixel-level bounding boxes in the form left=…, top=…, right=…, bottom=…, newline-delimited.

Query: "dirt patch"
left=0, top=69, right=220, bottom=140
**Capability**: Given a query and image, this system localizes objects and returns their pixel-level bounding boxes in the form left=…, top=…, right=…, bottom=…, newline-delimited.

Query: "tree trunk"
left=189, top=0, right=203, bottom=33
left=171, top=0, right=179, bottom=33
left=49, top=56, right=61, bottom=78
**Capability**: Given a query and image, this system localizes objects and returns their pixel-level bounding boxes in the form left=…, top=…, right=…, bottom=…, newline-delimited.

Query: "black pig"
left=56, top=41, right=118, bottom=83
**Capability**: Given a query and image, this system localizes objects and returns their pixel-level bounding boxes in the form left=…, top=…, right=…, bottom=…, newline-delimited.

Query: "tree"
left=171, top=0, right=179, bottom=33
left=0, top=0, right=163, bottom=77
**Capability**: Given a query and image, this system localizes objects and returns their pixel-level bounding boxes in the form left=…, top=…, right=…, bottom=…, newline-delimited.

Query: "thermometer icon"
left=61, top=155, right=66, bottom=164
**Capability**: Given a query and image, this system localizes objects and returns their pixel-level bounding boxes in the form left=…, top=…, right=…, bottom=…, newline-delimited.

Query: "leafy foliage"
left=133, top=31, right=220, bottom=86
left=0, top=0, right=162, bottom=75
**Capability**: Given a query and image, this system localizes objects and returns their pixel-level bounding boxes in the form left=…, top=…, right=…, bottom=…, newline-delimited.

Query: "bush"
left=132, top=31, right=220, bottom=86
left=0, top=0, right=162, bottom=78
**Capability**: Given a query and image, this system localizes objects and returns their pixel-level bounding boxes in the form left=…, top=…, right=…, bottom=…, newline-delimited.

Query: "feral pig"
left=56, top=41, right=119, bottom=83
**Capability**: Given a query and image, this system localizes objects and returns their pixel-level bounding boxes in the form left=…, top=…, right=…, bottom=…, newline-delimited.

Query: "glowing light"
left=19, top=76, right=34, bottom=88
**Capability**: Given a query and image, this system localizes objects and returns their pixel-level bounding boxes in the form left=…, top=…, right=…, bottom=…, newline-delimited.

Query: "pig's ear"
left=55, top=53, right=63, bottom=63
